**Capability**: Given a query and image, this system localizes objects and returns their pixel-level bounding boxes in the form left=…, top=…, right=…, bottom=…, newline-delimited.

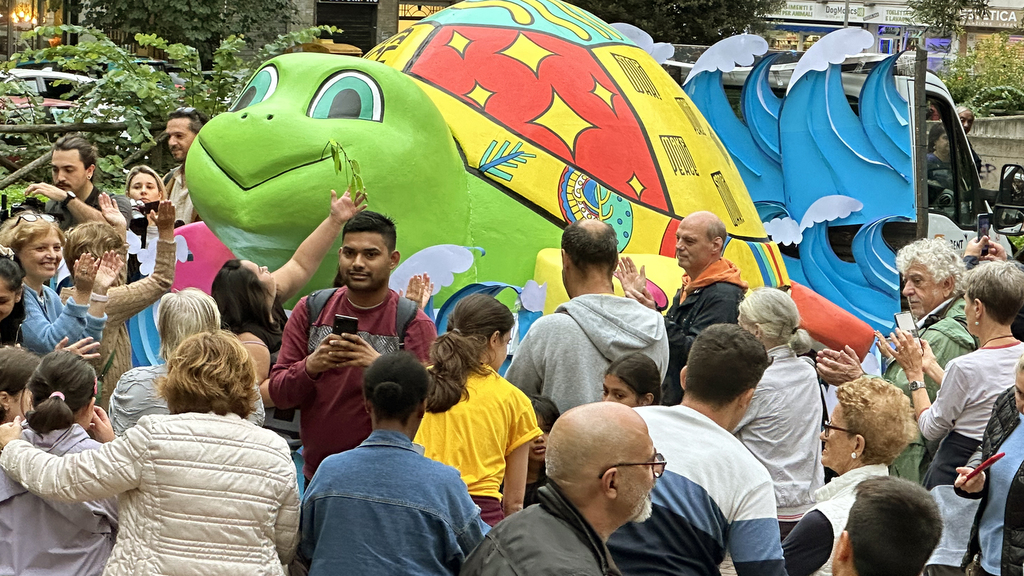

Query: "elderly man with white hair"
left=817, top=238, right=976, bottom=483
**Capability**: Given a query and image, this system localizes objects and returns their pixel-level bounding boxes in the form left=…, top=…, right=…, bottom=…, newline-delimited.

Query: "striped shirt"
left=607, top=405, right=786, bottom=576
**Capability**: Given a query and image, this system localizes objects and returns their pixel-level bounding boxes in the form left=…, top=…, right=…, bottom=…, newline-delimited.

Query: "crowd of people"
left=0, top=106, right=1020, bottom=576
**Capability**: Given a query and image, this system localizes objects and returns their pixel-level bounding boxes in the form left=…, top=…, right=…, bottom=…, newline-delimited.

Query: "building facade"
left=294, top=0, right=456, bottom=54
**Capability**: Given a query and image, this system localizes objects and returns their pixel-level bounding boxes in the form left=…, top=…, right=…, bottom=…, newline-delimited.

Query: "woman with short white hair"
left=735, top=287, right=822, bottom=539
left=108, top=288, right=264, bottom=435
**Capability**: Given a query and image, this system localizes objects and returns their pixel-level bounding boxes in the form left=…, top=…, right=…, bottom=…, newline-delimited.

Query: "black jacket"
left=959, top=388, right=1024, bottom=576
left=662, top=281, right=745, bottom=405
left=459, top=482, right=621, bottom=576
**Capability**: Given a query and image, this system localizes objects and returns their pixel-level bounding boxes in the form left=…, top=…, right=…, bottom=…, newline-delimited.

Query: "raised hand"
left=98, top=193, right=127, bottom=231
left=73, top=252, right=98, bottom=294
left=816, top=346, right=864, bottom=386
left=615, top=256, right=645, bottom=293
left=329, top=188, right=368, bottom=225
left=92, top=250, right=125, bottom=294
left=403, top=273, right=434, bottom=311
left=154, top=200, right=175, bottom=237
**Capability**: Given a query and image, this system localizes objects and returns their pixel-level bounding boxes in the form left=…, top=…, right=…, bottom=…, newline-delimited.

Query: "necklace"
left=982, top=334, right=1018, bottom=348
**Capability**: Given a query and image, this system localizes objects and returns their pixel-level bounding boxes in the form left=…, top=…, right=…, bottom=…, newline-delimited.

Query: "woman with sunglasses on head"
left=415, top=294, right=543, bottom=525
left=782, top=376, right=918, bottom=576
left=0, top=212, right=121, bottom=355
left=0, top=351, right=117, bottom=576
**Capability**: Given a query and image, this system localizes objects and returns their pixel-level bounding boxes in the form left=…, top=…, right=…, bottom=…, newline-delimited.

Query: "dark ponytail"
left=0, top=257, right=25, bottom=346
left=363, top=352, right=430, bottom=421
left=428, top=294, right=514, bottom=413
left=25, top=351, right=96, bottom=434
left=0, top=346, right=40, bottom=422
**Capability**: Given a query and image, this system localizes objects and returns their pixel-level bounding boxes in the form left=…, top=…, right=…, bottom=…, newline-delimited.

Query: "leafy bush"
left=939, top=32, right=1024, bottom=114
left=0, top=24, right=335, bottom=191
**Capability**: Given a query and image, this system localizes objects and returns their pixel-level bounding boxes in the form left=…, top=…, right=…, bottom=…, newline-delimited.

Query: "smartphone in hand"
left=894, top=311, right=918, bottom=338
left=333, top=315, right=359, bottom=336
left=978, top=213, right=992, bottom=257
left=965, top=452, right=1005, bottom=482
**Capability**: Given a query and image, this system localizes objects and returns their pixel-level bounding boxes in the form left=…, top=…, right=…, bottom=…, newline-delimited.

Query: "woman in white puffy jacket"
left=0, top=330, right=299, bottom=576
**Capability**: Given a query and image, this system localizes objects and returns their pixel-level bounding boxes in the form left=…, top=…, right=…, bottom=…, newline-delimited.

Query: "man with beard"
left=460, top=401, right=660, bottom=576
left=28, top=134, right=132, bottom=229
left=269, top=211, right=437, bottom=482
left=163, top=107, right=209, bottom=224
left=607, top=324, right=785, bottom=576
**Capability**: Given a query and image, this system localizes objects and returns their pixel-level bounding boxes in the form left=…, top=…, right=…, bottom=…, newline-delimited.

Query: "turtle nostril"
left=241, top=113, right=247, bottom=119
left=266, top=114, right=274, bottom=120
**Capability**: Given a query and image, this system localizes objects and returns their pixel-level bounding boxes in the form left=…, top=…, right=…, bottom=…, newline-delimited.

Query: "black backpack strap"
left=305, top=288, right=338, bottom=330
left=395, top=296, right=419, bottom=350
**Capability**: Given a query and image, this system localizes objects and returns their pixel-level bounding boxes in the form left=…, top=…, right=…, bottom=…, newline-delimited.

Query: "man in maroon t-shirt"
left=269, top=211, right=436, bottom=480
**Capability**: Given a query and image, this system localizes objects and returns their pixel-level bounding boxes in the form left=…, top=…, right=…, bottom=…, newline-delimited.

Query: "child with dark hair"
left=0, top=351, right=117, bottom=576
left=0, top=347, right=40, bottom=423
left=523, top=395, right=560, bottom=508
left=415, top=294, right=543, bottom=525
left=299, top=352, right=487, bottom=575
left=603, top=352, right=662, bottom=407
left=0, top=255, right=25, bottom=346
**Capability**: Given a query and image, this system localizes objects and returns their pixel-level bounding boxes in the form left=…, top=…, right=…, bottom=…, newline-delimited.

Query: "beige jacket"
left=0, top=412, right=299, bottom=575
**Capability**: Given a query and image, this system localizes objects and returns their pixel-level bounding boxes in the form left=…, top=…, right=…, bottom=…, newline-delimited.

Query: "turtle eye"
left=231, top=65, right=278, bottom=112
left=308, top=71, right=383, bottom=122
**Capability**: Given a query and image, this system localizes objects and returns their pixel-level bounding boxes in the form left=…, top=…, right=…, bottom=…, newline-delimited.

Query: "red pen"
left=965, top=452, right=1006, bottom=482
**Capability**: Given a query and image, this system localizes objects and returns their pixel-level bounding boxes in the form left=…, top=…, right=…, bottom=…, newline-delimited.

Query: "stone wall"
left=969, top=115, right=1024, bottom=189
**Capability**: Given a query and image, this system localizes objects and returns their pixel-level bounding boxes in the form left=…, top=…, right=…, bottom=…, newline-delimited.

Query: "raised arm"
left=102, top=202, right=176, bottom=325
left=0, top=418, right=148, bottom=502
left=272, top=189, right=366, bottom=302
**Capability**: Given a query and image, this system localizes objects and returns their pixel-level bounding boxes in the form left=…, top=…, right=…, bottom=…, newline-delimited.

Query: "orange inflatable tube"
left=790, top=281, right=875, bottom=360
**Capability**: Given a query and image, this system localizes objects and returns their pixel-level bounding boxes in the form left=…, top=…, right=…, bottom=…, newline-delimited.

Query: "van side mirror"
left=994, top=164, right=1024, bottom=235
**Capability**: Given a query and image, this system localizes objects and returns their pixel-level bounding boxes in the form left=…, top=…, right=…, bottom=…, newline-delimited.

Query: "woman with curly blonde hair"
left=782, top=376, right=917, bottom=576
left=0, top=330, right=298, bottom=575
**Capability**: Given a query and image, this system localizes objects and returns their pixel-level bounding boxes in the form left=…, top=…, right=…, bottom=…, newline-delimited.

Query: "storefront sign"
left=770, top=2, right=866, bottom=22
left=964, top=9, right=1023, bottom=29
left=882, top=7, right=916, bottom=24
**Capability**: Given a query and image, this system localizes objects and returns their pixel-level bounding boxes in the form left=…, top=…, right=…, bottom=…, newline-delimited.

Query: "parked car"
left=8, top=68, right=94, bottom=100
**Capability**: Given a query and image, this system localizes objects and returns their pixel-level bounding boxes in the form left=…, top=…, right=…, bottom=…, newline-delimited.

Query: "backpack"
left=304, top=288, right=419, bottom=350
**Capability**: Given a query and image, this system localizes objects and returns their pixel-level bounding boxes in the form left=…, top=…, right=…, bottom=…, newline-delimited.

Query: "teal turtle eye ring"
left=307, top=71, right=383, bottom=122
left=230, top=65, right=279, bottom=112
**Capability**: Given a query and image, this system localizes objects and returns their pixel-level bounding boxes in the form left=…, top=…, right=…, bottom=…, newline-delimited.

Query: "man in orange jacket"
left=622, top=211, right=746, bottom=405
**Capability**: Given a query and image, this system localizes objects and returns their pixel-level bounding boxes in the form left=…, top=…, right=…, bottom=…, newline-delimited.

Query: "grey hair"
left=895, top=238, right=965, bottom=294
left=157, top=288, right=222, bottom=359
left=962, top=261, right=1024, bottom=324
left=738, top=287, right=812, bottom=354
left=956, top=105, right=974, bottom=116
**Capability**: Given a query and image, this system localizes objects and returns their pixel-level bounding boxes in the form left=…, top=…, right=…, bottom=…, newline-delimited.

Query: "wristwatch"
left=908, top=380, right=927, bottom=391
left=61, top=191, right=77, bottom=208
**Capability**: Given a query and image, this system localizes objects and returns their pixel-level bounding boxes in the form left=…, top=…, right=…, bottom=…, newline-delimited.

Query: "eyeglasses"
left=822, top=421, right=854, bottom=438
left=598, top=452, right=667, bottom=479
left=15, top=213, right=57, bottom=225
left=174, top=106, right=197, bottom=115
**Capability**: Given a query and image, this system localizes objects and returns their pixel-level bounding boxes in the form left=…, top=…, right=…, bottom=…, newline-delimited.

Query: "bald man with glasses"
left=460, top=402, right=660, bottom=576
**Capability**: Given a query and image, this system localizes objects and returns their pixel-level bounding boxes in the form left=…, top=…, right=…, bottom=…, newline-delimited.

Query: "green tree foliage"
left=940, top=32, right=1024, bottom=115
left=0, top=24, right=334, bottom=188
left=909, top=0, right=989, bottom=36
left=84, top=0, right=298, bottom=63
left=570, top=0, right=785, bottom=45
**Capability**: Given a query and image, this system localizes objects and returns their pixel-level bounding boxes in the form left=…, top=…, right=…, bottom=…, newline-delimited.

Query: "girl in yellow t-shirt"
left=415, top=294, right=542, bottom=526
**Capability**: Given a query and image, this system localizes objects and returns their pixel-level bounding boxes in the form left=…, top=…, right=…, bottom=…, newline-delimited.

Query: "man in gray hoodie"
left=505, top=219, right=670, bottom=412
